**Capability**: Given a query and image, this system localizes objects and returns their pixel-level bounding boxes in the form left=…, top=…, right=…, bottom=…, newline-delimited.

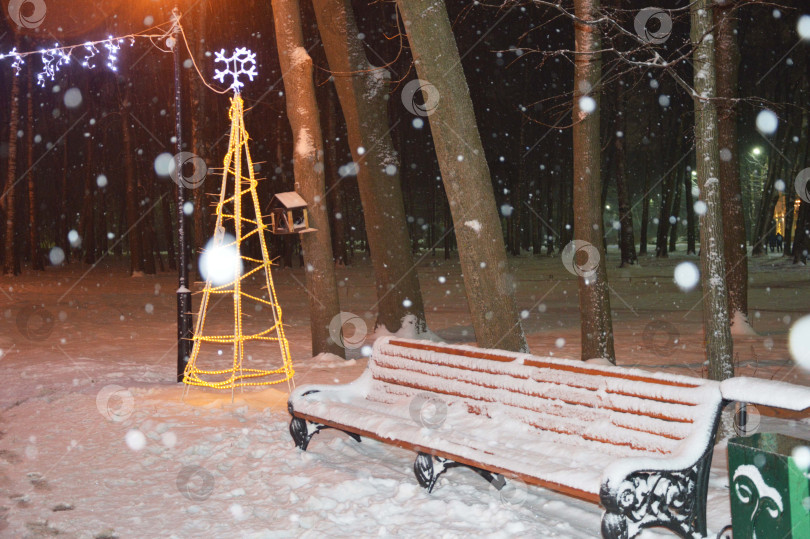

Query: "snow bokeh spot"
left=756, top=109, right=778, bottom=135
left=788, top=315, right=810, bottom=369
left=48, top=246, right=65, bottom=265
left=673, top=262, right=700, bottom=292
left=199, top=233, right=243, bottom=286
left=96, top=174, right=108, bottom=188
left=693, top=200, right=707, bottom=216
left=792, top=445, right=810, bottom=470
left=154, top=153, right=174, bottom=177
left=798, top=15, right=810, bottom=39
left=63, top=88, right=82, bottom=108
left=125, top=429, right=146, bottom=451
left=578, top=96, right=596, bottom=114
left=67, top=229, right=81, bottom=248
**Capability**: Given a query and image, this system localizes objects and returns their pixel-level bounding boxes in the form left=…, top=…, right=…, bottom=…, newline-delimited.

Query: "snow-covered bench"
left=287, top=337, right=810, bottom=538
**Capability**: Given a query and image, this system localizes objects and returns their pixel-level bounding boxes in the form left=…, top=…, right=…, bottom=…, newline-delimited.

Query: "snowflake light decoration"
left=213, top=48, right=258, bottom=93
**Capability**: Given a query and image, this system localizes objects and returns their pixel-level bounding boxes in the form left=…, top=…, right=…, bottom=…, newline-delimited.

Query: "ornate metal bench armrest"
left=599, top=444, right=715, bottom=539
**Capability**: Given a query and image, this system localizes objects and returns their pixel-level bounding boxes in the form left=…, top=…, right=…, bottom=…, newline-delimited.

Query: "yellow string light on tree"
left=183, top=49, right=294, bottom=394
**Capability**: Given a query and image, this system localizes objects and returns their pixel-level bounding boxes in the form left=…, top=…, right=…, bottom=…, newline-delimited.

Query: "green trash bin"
left=727, top=432, right=810, bottom=538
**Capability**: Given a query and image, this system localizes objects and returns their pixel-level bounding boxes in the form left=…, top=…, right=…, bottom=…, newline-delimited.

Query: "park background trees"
left=0, top=0, right=808, bottom=361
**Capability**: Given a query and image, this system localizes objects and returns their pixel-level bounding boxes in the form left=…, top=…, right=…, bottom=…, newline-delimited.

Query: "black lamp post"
left=171, top=7, right=193, bottom=382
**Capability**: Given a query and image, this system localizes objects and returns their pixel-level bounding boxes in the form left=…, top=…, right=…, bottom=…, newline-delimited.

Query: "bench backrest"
left=368, top=337, right=723, bottom=458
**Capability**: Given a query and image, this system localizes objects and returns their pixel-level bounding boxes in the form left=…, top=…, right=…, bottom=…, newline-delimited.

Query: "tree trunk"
left=571, top=0, right=615, bottom=362
left=272, top=0, right=344, bottom=357
left=543, top=171, right=555, bottom=255
left=395, top=0, right=527, bottom=352
left=751, top=133, right=786, bottom=256
left=3, top=53, right=21, bottom=276
left=59, top=142, right=71, bottom=264
left=638, top=152, right=650, bottom=256
left=140, top=160, right=156, bottom=275
left=26, top=71, right=42, bottom=270
left=80, top=136, right=96, bottom=264
left=312, top=0, right=428, bottom=335
left=793, top=201, right=809, bottom=264
left=162, top=195, right=176, bottom=271
left=685, top=162, right=697, bottom=254
left=715, top=0, right=748, bottom=322
left=784, top=103, right=809, bottom=258
left=691, top=0, right=734, bottom=381
left=669, top=168, right=681, bottom=252
left=121, top=92, right=143, bottom=275
left=655, top=164, right=676, bottom=258
left=614, top=112, right=636, bottom=266
left=323, top=83, right=348, bottom=266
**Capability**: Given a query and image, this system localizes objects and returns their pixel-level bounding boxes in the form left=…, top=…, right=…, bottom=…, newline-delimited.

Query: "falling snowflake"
left=214, top=47, right=258, bottom=92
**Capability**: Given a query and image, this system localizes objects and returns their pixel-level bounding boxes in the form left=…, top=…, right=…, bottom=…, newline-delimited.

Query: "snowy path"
left=1, top=250, right=808, bottom=537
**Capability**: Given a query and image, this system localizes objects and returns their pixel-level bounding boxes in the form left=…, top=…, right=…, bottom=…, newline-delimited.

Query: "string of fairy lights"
left=0, top=27, right=168, bottom=85
left=0, top=17, right=231, bottom=94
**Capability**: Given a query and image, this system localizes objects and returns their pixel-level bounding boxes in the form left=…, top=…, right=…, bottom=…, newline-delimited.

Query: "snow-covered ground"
left=1, top=247, right=808, bottom=538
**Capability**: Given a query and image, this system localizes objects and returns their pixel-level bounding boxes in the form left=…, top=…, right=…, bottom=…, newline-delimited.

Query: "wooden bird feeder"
left=269, top=192, right=317, bottom=235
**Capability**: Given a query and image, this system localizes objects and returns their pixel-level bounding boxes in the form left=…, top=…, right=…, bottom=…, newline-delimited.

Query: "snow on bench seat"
left=289, top=337, right=722, bottom=497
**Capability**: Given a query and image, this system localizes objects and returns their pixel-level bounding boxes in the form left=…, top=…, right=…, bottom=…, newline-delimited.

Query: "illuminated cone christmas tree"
left=183, top=49, right=294, bottom=392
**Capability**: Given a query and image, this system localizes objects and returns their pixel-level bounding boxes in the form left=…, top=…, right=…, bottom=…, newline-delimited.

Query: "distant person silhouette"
left=767, top=231, right=777, bottom=253
left=776, top=232, right=783, bottom=253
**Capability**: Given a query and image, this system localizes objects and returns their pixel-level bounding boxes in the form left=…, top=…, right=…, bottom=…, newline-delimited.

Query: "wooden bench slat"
left=373, top=353, right=699, bottom=425
left=382, top=345, right=703, bottom=407
left=366, top=381, right=691, bottom=443
left=370, top=366, right=683, bottom=454
left=388, top=339, right=701, bottom=389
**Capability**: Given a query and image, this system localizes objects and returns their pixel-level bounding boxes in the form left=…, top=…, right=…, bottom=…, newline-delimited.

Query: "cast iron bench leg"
left=289, top=416, right=361, bottom=451
left=414, top=452, right=505, bottom=493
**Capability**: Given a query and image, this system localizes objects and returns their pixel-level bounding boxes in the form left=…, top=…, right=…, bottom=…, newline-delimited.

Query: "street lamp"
left=170, top=7, right=192, bottom=382
left=752, top=147, right=762, bottom=156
